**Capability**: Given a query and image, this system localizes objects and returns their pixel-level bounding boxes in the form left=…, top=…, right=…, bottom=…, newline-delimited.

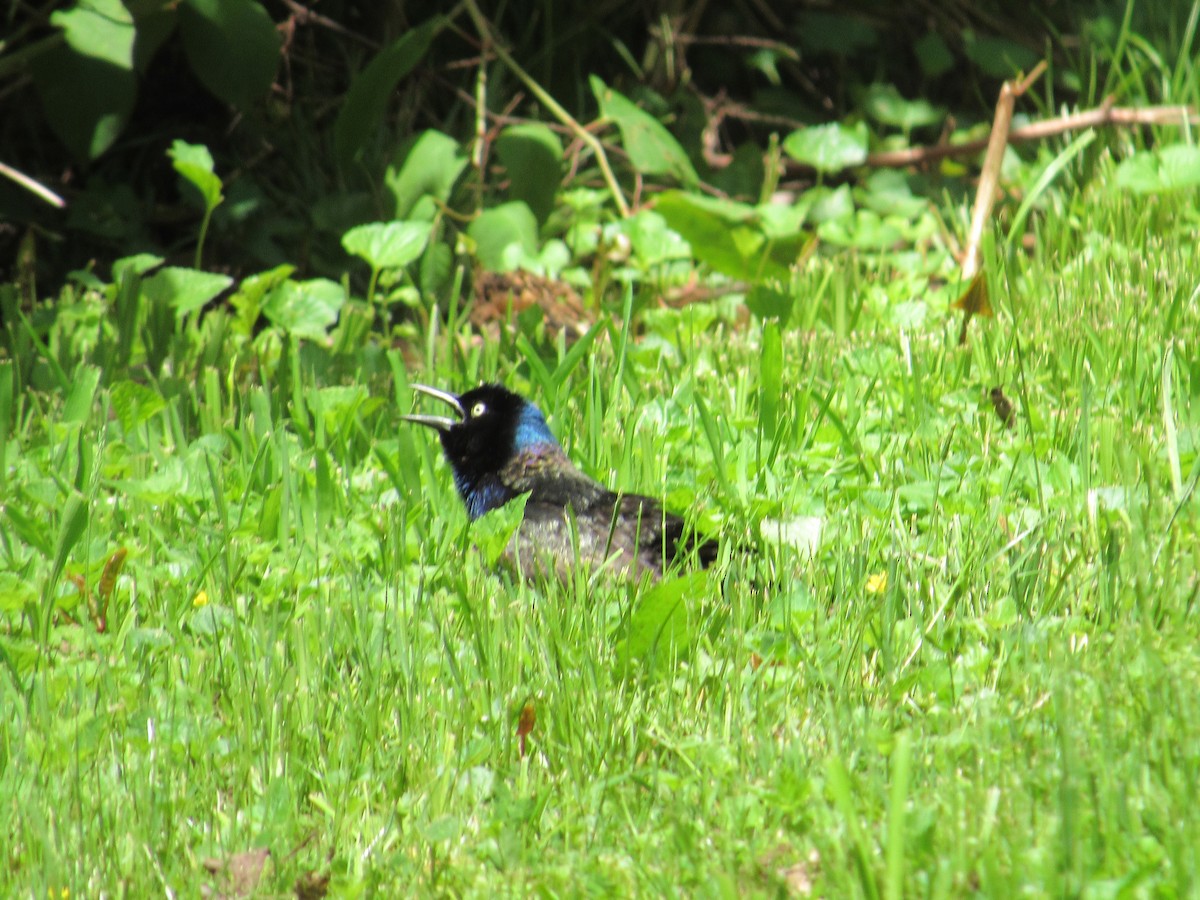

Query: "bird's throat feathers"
left=455, top=473, right=515, bottom=519
left=455, top=400, right=564, bottom=519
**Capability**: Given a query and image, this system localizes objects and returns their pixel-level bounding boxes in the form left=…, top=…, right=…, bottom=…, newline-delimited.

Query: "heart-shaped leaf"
left=168, top=140, right=223, bottom=213
left=342, top=221, right=433, bottom=270
left=783, top=121, right=870, bottom=174
left=592, top=76, right=699, bottom=187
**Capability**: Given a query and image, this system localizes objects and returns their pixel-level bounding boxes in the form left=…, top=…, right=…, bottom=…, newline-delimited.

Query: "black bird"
left=403, top=383, right=716, bottom=581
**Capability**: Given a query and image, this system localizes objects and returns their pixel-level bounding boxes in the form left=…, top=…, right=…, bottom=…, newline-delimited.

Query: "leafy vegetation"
left=1, top=0, right=1199, bottom=896
left=3, top=0, right=1188, bottom=288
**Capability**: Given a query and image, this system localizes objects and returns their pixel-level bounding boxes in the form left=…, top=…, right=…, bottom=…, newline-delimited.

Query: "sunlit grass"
left=2, top=152, right=1200, bottom=896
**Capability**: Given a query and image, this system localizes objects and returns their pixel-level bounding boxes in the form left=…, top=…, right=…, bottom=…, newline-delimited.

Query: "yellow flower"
left=866, top=572, right=887, bottom=595
left=192, top=590, right=210, bottom=608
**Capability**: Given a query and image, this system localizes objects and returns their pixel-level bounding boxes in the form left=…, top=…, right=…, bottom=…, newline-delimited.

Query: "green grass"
left=3, top=152, right=1200, bottom=897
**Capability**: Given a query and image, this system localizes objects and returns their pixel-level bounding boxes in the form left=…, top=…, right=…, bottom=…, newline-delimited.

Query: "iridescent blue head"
left=403, top=383, right=560, bottom=518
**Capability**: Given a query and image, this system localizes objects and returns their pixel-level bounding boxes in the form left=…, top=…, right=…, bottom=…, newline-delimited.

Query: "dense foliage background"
left=2, top=1, right=1199, bottom=896
left=4, top=0, right=1187, bottom=293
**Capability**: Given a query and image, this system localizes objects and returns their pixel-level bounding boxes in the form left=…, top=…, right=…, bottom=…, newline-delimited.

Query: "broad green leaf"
left=111, top=254, right=164, bottom=281
left=1114, top=152, right=1164, bottom=194
left=62, top=366, right=101, bottom=425
left=118, top=459, right=190, bottom=504
left=863, top=84, right=943, bottom=130
left=0, top=573, right=37, bottom=613
left=766, top=581, right=818, bottom=628
left=474, top=494, right=528, bottom=568
left=755, top=202, right=809, bottom=240
left=858, top=169, right=928, bottom=219
left=262, top=278, right=345, bottom=341
left=1154, top=143, right=1200, bottom=190
left=228, top=265, right=296, bottom=320
left=168, top=140, right=223, bottom=212
left=591, top=76, right=699, bottom=187
left=419, top=240, right=453, bottom=297
left=819, top=209, right=904, bottom=249
left=614, top=570, right=708, bottom=671
left=468, top=201, right=540, bottom=272
left=188, top=603, right=235, bottom=636
left=141, top=267, right=233, bottom=318
left=307, top=385, right=372, bottom=436
left=535, top=239, right=569, bottom=275
left=1115, top=144, right=1200, bottom=194
left=805, top=184, right=855, bottom=223
left=31, top=0, right=136, bottom=160
left=4, top=502, right=51, bottom=557
left=613, top=209, right=692, bottom=267
left=659, top=191, right=757, bottom=224
left=334, top=18, right=443, bottom=170
left=495, top=124, right=563, bottom=225
left=655, top=191, right=789, bottom=282
left=342, top=221, right=432, bottom=270
left=110, top=380, right=167, bottom=432
left=385, top=130, right=469, bottom=220
left=783, top=121, right=870, bottom=174
left=52, top=0, right=135, bottom=65
left=179, top=0, right=281, bottom=109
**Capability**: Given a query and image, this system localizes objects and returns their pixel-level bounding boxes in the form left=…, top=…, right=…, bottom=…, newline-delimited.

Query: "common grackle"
left=403, top=383, right=716, bottom=581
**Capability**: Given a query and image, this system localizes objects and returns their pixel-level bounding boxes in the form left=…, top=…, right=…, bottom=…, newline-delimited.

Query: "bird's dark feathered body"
left=403, top=384, right=715, bottom=581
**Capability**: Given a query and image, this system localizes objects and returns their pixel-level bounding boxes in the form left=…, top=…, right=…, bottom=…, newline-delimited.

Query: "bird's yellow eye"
left=471, top=401, right=487, bottom=418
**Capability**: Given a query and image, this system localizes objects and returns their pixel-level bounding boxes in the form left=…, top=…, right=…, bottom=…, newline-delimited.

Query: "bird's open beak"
left=401, top=384, right=464, bottom=432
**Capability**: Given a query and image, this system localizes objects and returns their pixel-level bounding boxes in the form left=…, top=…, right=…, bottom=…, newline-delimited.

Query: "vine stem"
left=462, top=0, right=631, bottom=217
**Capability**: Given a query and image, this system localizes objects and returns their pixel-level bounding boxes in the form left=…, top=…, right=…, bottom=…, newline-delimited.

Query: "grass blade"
left=885, top=732, right=913, bottom=900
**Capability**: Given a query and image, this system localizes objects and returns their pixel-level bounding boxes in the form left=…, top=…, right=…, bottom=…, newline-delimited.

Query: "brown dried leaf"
left=294, top=869, right=330, bottom=900
left=759, top=844, right=819, bottom=897
left=951, top=271, right=993, bottom=317
left=98, top=547, right=128, bottom=603
left=517, top=701, right=536, bottom=757
left=201, top=847, right=271, bottom=898
left=471, top=270, right=592, bottom=343
left=777, top=852, right=819, bottom=897
left=90, top=547, right=128, bottom=633
left=951, top=272, right=992, bottom=344
left=989, top=386, right=1015, bottom=428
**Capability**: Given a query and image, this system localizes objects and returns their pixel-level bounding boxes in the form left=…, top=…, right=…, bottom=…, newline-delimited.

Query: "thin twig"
left=276, top=0, right=380, bottom=49
left=0, top=160, right=66, bottom=208
left=951, top=61, right=1048, bottom=344
left=462, top=0, right=630, bottom=217
left=865, top=99, right=1197, bottom=170
left=702, top=99, right=1200, bottom=175
left=660, top=32, right=800, bottom=60
left=962, top=61, right=1047, bottom=281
